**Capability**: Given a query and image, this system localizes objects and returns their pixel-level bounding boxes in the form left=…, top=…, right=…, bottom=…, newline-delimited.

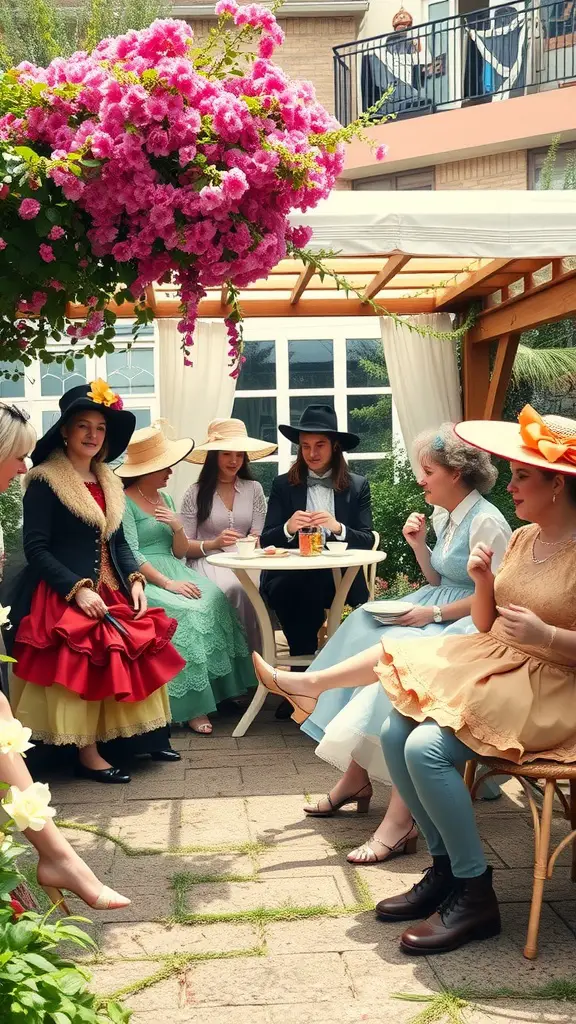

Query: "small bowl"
left=326, top=541, right=348, bottom=555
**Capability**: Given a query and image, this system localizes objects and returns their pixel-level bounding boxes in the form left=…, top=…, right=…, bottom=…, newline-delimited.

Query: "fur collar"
left=25, top=449, right=125, bottom=538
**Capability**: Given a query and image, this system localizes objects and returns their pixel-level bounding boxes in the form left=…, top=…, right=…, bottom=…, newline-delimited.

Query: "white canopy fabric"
left=290, top=190, right=576, bottom=259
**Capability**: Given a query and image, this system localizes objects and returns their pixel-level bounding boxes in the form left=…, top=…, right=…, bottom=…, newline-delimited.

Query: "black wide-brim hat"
left=32, top=384, right=136, bottom=466
left=278, top=404, right=360, bottom=452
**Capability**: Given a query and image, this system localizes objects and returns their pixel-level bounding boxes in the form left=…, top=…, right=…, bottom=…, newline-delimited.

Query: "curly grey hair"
left=412, top=422, right=498, bottom=494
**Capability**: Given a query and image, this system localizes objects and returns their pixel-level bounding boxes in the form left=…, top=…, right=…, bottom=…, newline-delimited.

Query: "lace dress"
left=181, top=478, right=267, bottom=652
left=378, top=525, right=576, bottom=764
left=123, top=495, right=257, bottom=722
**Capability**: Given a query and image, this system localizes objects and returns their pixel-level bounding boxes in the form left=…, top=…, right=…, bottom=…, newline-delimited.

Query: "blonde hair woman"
left=0, top=401, right=130, bottom=911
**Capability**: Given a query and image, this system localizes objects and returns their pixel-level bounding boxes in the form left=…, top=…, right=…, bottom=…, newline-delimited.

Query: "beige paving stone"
left=130, top=1007, right=272, bottom=1024
left=549, top=899, right=576, bottom=935
left=468, top=1001, right=575, bottom=1023
left=185, top=751, right=293, bottom=769
left=267, top=1000, right=426, bottom=1024
left=116, top=800, right=183, bottom=850
left=100, top=920, right=259, bottom=957
left=265, top=912, right=393, bottom=954
left=479, top=814, right=573, bottom=870
left=49, top=780, right=128, bottom=806
left=494, top=867, right=576, bottom=902
left=167, top=952, right=353, bottom=1005
left=431, top=927, right=576, bottom=990
left=500, top=901, right=576, bottom=953
left=111, top=851, right=254, bottom=887
left=66, top=889, right=171, bottom=924
left=342, top=948, right=439, bottom=998
left=89, top=958, right=164, bottom=997
left=184, top=768, right=245, bottom=798
left=235, top=735, right=289, bottom=750
left=178, top=798, right=251, bottom=846
left=124, top=777, right=187, bottom=800
left=186, top=735, right=238, bottom=751
left=257, top=845, right=340, bottom=878
left=181, top=874, right=346, bottom=915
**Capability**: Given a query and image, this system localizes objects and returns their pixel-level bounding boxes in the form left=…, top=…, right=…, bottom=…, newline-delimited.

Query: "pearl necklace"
left=137, top=485, right=161, bottom=507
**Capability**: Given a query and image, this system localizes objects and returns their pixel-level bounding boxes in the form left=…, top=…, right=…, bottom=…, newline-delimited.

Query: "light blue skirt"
left=302, top=583, right=477, bottom=785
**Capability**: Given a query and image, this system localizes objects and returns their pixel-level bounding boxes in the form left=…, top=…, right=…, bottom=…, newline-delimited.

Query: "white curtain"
left=158, top=319, right=236, bottom=509
left=380, top=313, right=462, bottom=474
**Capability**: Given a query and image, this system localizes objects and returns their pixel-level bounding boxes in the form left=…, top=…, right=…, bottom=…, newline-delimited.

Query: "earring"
left=552, top=493, right=556, bottom=504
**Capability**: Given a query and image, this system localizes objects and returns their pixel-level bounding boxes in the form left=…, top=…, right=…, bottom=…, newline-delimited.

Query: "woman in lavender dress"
left=181, top=418, right=278, bottom=653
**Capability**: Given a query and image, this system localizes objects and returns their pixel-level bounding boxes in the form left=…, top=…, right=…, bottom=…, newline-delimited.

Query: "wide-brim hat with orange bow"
left=185, top=418, right=277, bottom=464
left=455, top=405, right=576, bottom=477
left=115, top=421, right=194, bottom=478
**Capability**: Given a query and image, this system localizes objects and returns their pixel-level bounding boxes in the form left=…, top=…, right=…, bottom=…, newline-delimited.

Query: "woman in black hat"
left=8, top=381, right=185, bottom=786
left=260, top=405, right=373, bottom=685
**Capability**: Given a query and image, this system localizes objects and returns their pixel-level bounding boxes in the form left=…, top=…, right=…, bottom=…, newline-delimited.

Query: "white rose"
left=0, top=604, right=11, bottom=629
left=0, top=718, right=34, bottom=756
left=3, top=782, right=56, bottom=832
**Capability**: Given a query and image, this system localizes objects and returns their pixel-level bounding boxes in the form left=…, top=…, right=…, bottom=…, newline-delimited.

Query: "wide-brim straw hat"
left=115, top=421, right=194, bottom=478
left=186, top=418, right=277, bottom=464
left=455, top=405, right=576, bottom=477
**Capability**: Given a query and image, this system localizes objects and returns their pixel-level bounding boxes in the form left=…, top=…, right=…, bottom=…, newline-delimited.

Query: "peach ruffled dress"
left=377, top=524, right=576, bottom=764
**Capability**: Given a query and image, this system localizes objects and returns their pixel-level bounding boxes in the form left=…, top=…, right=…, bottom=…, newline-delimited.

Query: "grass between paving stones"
left=57, top=818, right=576, bottom=1018
left=394, top=980, right=576, bottom=1024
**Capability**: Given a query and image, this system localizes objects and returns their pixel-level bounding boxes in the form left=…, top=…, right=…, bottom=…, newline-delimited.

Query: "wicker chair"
left=467, top=758, right=576, bottom=959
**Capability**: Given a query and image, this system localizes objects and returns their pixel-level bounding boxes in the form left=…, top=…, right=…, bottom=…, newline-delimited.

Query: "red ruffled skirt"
left=13, top=581, right=186, bottom=703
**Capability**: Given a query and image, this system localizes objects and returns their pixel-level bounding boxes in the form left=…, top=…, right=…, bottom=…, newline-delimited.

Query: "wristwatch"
left=432, top=605, right=443, bottom=624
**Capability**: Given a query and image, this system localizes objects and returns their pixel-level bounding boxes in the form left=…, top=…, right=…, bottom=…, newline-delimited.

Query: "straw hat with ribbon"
left=455, top=405, right=576, bottom=477
left=186, top=418, right=277, bottom=464
left=115, top=420, right=194, bottom=478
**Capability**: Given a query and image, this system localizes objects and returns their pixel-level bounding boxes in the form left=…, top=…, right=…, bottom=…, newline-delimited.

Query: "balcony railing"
left=334, top=0, right=576, bottom=125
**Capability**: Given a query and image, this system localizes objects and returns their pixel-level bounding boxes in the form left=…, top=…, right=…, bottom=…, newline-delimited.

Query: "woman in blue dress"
left=300, top=424, right=511, bottom=863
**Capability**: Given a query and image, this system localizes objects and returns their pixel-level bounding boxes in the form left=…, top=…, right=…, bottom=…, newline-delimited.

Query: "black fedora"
left=279, top=404, right=360, bottom=452
left=32, top=383, right=136, bottom=466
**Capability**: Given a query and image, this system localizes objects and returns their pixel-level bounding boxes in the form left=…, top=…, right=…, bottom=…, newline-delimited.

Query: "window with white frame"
left=352, top=168, right=435, bottom=191
left=232, top=318, right=401, bottom=495
left=529, top=143, right=576, bottom=190
left=6, top=321, right=160, bottom=439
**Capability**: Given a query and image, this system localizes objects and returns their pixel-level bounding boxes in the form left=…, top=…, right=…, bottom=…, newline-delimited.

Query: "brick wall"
left=435, top=151, right=528, bottom=190
left=190, top=16, right=358, bottom=114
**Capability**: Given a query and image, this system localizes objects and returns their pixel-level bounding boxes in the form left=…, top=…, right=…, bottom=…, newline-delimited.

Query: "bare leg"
left=0, top=694, right=129, bottom=909
left=253, top=645, right=383, bottom=719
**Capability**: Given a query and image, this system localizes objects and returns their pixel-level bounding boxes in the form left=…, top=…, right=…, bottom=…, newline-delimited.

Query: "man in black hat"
left=260, top=405, right=373, bottom=714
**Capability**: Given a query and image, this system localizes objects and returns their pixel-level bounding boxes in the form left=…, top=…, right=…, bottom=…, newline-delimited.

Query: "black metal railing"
left=334, top=0, right=576, bottom=124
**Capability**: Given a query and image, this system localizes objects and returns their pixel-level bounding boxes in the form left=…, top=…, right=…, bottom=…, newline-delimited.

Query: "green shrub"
left=0, top=481, right=23, bottom=553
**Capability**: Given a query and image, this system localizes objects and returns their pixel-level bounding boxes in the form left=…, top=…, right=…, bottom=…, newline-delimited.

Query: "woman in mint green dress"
left=117, top=424, right=256, bottom=734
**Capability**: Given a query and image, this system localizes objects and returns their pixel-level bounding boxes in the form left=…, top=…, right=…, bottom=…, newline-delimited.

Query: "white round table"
left=206, top=548, right=383, bottom=736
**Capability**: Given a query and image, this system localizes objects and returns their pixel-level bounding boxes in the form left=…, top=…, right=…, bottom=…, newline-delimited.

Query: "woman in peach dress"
left=253, top=406, right=576, bottom=957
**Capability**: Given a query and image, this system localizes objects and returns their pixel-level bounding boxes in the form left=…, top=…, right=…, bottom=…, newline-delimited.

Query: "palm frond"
left=512, top=344, right=576, bottom=389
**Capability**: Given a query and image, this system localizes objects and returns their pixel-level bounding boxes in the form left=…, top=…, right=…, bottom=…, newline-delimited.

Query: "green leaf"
left=51, top=1013, right=71, bottom=1024
left=22, top=952, right=58, bottom=973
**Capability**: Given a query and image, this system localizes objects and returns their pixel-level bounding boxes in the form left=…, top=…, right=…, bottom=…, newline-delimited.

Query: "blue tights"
left=380, top=710, right=487, bottom=878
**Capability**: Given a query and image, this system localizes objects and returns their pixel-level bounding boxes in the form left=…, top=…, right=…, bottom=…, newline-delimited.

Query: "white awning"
left=290, top=190, right=576, bottom=259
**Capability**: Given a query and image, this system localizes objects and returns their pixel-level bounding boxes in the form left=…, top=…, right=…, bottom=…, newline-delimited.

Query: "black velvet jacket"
left=5, top=450, right=142, bottom=650
left=260, top=470, right=373, bottom=607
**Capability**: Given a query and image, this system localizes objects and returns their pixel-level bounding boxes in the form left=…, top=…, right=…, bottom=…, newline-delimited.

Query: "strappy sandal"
left=304, top=783, right=373, bottom=817
left=346, top=821, right=419, bottom=865
left=188, top=717, right=213, bottom=735
left=252, top=652, right=317, bottom=724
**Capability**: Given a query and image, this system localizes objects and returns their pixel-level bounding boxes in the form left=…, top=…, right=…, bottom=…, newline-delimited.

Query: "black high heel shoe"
left=149, top=749, right=181, bottom=762
left=75, top=764, right=131, bottom=784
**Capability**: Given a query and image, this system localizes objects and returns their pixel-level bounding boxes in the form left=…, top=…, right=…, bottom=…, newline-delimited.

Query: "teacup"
left=236, top=537, right=257, bottom=558
left=326, top=541, right=348, bottom=555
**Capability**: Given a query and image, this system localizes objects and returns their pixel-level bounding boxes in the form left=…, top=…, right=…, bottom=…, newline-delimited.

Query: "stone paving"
left=47, top=699, right=576, bottom=1024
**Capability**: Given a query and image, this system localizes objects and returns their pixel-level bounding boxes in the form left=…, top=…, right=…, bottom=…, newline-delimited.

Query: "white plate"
left=362, top=600, right=414, bottom=616
left=322, top=547, right=349, bottom=556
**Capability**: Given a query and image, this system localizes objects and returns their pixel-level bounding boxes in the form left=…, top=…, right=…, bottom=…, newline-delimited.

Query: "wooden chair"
left=363, top=530, right=381, bottom=601
left=467, top=758, right=576, bottom=959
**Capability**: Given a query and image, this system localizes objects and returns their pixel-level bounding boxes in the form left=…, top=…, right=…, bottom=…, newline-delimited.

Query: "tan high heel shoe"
left=252, top=653, right=317, bottom=724
left=304, top=783, right=373, bottom=817
left=346, top=821, right=419, bottom=865
left=41, top=884, right=131, bottom=915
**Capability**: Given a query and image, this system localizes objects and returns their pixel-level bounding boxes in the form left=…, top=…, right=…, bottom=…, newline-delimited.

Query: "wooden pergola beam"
left=362, top=255, right=410, bottom=302
left=462, top=334, right=491, bottom=420
left=484, top=334, right=521, bottom=420
left=468, top=270, right=576, bottom=344
left=67, top=296, right=437, bottom=319
left=435, top=258, right=517, bottom=310
left=290, top=264, right=315, bottom=305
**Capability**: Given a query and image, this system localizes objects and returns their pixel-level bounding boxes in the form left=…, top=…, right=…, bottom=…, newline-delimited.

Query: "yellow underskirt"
left=10, top=674, right=171, bottom=747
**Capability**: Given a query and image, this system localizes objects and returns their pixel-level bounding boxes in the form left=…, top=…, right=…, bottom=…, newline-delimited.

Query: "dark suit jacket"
left=260, top=471, right=373, bottom=607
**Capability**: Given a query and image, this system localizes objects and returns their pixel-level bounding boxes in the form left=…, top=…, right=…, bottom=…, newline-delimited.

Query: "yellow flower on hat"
left=87, top=378, right=120, bottom=409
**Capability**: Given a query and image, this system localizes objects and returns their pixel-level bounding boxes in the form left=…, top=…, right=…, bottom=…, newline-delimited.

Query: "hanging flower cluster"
left=0, top=4, right=386, bottom=375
